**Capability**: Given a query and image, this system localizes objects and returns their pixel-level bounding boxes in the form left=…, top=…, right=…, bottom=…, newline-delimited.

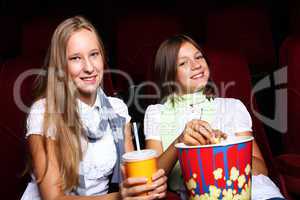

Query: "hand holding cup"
left=120, top=149, right=167, bottom=199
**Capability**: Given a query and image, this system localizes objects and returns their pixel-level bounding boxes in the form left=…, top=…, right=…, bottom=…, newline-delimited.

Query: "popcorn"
left=226, top=180, right=232, bottom=186
left=238, top=175, right=246, bottom=188
left=186, top=177, right=197, bottom=191
left=198, top=194, right=209, bottom=200
left=209, top=185, right=221, bottom=199
left=193, top=173, right=197, bottom=179
left=185, top=163, right=252, bottom=200
left=222, top=188, right=234, bottom=200
left=213, top=168, right=223, bottom=180
left=230, top=167, right=239, bottom=181
left=240, top=183, right=251, bottom=200
left=232, top=194, right=242, bottom=200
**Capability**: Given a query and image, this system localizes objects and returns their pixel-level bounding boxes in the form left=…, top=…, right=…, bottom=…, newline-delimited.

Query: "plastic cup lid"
left=122, top=149, right=157, bottom=162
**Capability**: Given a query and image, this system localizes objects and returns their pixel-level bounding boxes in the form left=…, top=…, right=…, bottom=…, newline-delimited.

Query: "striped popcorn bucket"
left=175, top=136, right=254, bottom=200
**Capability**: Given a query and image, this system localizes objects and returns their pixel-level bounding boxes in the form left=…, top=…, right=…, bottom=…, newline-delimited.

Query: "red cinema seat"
left=205, top=6, right=276, bottom=73
left=0, top=124, right=28, bottom=200
left=204, top=48, right=289, bottom=199
left=275, top=38, right=300, bottom=197
left=115, top=11, right=183, bottom=92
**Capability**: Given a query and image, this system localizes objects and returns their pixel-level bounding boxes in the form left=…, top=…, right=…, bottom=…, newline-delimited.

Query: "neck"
left=78, top=92, right=97, bottom=106
left=176, top=88, right=204, bottom=96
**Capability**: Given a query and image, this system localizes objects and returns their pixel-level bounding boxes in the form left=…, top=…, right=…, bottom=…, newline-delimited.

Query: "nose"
left=82, top=58, right=94, bottom=73
left=190, top=59, right=201, bottom=70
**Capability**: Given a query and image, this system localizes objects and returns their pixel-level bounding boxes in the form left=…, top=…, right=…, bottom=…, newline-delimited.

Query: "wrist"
left=176, top=133, right=184, bottom=144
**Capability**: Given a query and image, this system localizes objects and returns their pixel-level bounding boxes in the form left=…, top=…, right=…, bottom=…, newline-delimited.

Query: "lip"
left=190, top=71, right=205, bottom=79
left=80, top=75, right=97, bottom=83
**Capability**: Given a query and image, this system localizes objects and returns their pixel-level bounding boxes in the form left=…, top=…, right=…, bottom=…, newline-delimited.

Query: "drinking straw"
left=133, top=122, right=141, bottom=151
left=199, top=108, right=203, bottom=120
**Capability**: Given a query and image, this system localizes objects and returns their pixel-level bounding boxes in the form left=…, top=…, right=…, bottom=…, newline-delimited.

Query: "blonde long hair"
left=35, top=16, right=106, bottom=191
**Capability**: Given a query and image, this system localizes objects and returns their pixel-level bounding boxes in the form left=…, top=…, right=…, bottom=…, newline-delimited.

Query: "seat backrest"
left=205, top=6, right=275, bottom=72
left=0, top=56, right=43, bottom=136
left=204, top=48, right=284, bottom=189
left=279, top=36, right=296, bottom=67
left=0, top=124, right=29, bottom=200
left=287, top=0, right=300, bottom=34
left=284, top=36, right=300, bottom=154
left=0, top=16, right=21, bottom=59
left=115, top=11, right=183, bottom=91
left=21, top=17, right=60, bottom=58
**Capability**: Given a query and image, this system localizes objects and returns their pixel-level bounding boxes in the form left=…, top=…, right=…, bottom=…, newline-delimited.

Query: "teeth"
left=192, top=73, right=203, bottom=79
left=82, top=77, right=95, bottom=81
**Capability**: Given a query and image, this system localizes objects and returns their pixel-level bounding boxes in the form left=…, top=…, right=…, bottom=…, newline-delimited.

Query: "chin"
left=79, top=86, right=98, bottom=94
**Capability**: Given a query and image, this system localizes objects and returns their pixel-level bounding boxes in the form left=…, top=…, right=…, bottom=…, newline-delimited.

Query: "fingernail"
left=151, top=193, right=159, bottom=199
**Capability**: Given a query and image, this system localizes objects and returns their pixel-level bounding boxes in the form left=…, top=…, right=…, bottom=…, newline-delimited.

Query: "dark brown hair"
left=154, top=34, right=215, bottom=103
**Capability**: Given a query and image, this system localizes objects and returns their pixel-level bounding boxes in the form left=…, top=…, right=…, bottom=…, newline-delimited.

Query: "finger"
left=182, top=128, right=202, bottom=145
left=220, top=131, right=227, bottom=139
left=121, top=165, right=126, bottom=180
left=123, top=177, right=148, bottom=187
left=192, top=121, right=220, bottom=144
left=198, top=120, right=213, bottom=133
left=148, top=182, right=167, bottom=195
left=213, top=130, right=227, bottom=143
left=194, top=124, right=213, bottom=143
left=152, top=169, right=165, bottom=181
left=189, top=128, right=207, bottom=145
left=157, top=191, right=167, bottom=199
left=190, top=119, right=212, bottom=131
left=152, top=175, right=167, bottom=188
left=124, top=194, right=159, bottom=200
left=125, top=183, right=158, bottom=197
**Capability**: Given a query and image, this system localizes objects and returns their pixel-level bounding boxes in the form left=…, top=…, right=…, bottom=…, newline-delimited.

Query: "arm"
left=146, top=120, right=216, bottom=175
left=146, top=139, right=178, bottom=175
left=124, top=122, right=134, bottom=152
left=235, top=131, right=268, bottom=176
left=233, top=100, right=268, bottom=175
left=28, top=135, right=120, bottom=200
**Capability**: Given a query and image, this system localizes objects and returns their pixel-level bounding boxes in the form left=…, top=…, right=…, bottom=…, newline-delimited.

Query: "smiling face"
left=66, top=28, right=104, bottom=104
left=176, top=42, right=210, bottom=94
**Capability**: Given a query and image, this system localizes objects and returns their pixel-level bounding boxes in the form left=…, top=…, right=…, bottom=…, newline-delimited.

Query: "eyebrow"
left=178, top=51, right=202, bottom=59
left=68, top=48, right=100, bottom=57
left=90, top=48, right=100, bottom=52
left=68, top=53, right=80, bottom=58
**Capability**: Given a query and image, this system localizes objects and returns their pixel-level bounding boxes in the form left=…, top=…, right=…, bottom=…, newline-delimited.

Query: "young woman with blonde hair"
left=21, top=16, right=166, bottom=200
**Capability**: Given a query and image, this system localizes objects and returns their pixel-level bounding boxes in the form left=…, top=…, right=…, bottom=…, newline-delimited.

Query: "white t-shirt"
left=144, top=97, right=283, bottom=200
left=21, top=96, right=130, bottom=199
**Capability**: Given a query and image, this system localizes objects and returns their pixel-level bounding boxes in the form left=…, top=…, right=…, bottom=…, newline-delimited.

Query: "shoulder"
left=214, top=97, right=246, bottom=109
left=107, top=97, right=128, bottom=110
left=26, top=98, right=46, bottom=138
left=107, top=97, right=130, bottom=122
left=145, top=104, right=163, bottom=116
left=29, top=98, right=46, bottom=114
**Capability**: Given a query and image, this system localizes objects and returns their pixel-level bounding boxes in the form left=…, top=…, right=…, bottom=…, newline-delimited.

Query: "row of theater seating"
left=1, top=5, right=300, bottom=200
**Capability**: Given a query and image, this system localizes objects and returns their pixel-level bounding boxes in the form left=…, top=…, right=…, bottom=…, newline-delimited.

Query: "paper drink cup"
left=122, top=149, right=158, bottom=185
left=175, top=136, right=254, bottom=200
